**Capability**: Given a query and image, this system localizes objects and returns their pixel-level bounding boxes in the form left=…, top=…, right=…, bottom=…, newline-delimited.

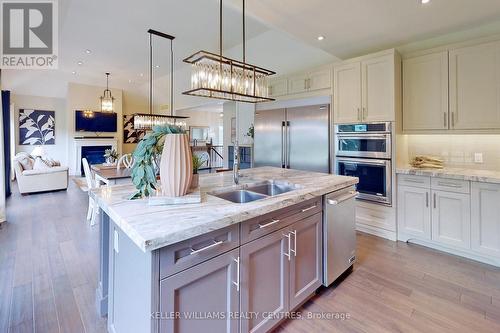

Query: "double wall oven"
left=334, top=123, right=392, bottom=206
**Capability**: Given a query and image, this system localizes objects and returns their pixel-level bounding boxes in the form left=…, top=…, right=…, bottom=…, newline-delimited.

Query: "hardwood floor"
left=1, top=181, right=107, bottom=333
left=275, top=232, right=500, bottom=333
left=1, top=181, right=500, bottom=333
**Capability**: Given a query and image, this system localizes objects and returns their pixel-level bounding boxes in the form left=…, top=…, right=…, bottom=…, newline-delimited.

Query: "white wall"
left=11, top=94, right=68, bottom=165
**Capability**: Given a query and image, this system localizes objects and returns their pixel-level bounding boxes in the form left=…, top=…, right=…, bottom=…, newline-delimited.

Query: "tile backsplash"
left=400, top=134, right=500, bottom=171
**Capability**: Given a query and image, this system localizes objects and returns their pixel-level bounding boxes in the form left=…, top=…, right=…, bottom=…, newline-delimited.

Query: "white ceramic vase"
left=159, top=134, right=193, bottom=197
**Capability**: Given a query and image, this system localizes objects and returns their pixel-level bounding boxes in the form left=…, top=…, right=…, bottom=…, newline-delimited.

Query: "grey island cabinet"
left=92, top=167, right=358, bottom=333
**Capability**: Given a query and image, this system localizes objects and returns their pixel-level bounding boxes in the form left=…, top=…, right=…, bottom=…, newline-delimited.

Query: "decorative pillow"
left=15, top=153, right=34, bottom=171
left=33, top=157, right=51, bottom=170
left=42, top=157, right=60, bottom=167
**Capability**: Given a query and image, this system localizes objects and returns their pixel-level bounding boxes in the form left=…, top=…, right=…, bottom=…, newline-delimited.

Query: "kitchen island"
left=91, top=167, right=358, bottom=333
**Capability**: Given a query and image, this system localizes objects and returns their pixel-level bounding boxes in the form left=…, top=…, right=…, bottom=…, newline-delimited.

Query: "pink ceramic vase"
left=159, top=134, right=193, bottom=197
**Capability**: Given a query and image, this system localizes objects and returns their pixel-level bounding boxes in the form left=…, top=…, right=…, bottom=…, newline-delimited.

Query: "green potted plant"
left=191, top=153, right=205, bottom=188
left=131, top=125, right=192, bottom=199
left=104, top=148, right=118, bottom=164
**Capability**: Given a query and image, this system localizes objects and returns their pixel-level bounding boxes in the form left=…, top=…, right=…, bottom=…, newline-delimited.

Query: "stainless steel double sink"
left=210, top=180, right=302, bottom=203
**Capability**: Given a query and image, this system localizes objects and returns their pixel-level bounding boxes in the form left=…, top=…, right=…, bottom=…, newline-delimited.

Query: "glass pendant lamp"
left=100, top=72, right=114, bottom=112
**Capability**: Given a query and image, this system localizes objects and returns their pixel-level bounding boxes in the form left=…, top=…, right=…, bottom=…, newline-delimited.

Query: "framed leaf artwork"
left=123, top=115, right=145, bottom=143
left=19, top=109, right=55, bottom=145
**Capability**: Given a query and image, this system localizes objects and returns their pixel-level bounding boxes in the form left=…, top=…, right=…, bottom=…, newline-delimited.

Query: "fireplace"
left=72, top=138, right=118, bottom=176
left=80, top=145, right=111, bottom=176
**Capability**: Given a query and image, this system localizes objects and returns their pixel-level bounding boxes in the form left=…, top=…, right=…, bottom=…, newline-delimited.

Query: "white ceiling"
left=5, top=0, right=500, bottom=106
left=2, top=0, right=334, bottom=101
left=233, top=0, right=500, bottom=59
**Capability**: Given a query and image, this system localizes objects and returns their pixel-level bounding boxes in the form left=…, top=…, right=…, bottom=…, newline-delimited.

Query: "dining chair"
left=116, top=153, right=134, bottom=170
left=82, top=158, right=99, bottom=226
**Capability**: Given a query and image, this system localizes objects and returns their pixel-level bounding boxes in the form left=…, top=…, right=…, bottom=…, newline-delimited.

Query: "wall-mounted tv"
left=75, top=111, right=117, bottom=132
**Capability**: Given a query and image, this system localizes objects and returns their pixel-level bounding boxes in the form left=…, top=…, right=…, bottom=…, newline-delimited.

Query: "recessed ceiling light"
left=155, top=65, right=160, bottom=68
left=317, top=36, right=325, bottom=41
left=85, top=49, right=91, bottom=54
left=71, top=71, right=77, bottom=75
left=77, top=61, right=83, bottom=66
left=421, top=0, right=430, bottom=4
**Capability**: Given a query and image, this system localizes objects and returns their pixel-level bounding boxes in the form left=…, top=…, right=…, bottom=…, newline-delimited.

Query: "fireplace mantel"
left=71, top=137, right=118, bottom=175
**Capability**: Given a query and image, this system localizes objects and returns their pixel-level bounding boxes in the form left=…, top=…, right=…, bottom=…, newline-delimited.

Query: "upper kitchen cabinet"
left=402, top=38, right=500, bottom=132
left=334, top=62, right=362, bottom=123
left=267, top=66, right=332, bottom=98
left=449, top=41, right=500, bottom=130
left=334, top=49, right=400, bottom=124
left=288, top=73, right=310, bottom=95
left=403, top=52, right=449, bottom=131
left=361, top=54, right=397, bottom=122
left=268, top=78, right=288, bottom=98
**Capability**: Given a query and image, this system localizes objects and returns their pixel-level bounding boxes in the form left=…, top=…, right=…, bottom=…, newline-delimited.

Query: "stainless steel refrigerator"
left=254, top=104, right=330, bottom=173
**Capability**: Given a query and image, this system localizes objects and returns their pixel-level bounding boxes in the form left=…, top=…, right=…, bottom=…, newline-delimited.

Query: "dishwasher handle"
left=327, top=191, right=358, bottom=205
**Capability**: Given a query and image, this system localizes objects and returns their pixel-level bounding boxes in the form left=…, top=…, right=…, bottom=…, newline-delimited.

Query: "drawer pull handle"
left=437, top=182, right=462, bottom=188
left=301, top=205, right=317, bottom=213
left=290, top=230, right=297, bottom=257
left=232, top=257, right=240, bottom=291
left=190, top=240, right=224, bottom=255
left=258, top=219, right=280, bottom=229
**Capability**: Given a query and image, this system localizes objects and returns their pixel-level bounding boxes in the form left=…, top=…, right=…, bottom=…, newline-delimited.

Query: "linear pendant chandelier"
left=133, top=29, right=188, bottom=130
left=182, top=0, right=275, bottom=103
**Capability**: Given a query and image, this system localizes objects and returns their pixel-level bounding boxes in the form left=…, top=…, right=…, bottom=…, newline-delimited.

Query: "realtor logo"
left=1, top=0, right=58, bottom=69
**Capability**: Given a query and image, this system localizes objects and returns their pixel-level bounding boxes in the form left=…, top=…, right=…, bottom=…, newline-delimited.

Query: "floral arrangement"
left=104, top=148, right=119, bottom=163
left=130, top=125, right=185, bottom=199
left=192, top=153, right=206, bottom=174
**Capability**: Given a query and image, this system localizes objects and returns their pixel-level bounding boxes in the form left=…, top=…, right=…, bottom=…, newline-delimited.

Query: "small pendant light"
left=100, top=72, right=115, bottom=112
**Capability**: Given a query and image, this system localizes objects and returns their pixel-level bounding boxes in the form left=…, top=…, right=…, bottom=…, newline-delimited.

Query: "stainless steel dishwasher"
left=323, top=185, right=358, bottom=286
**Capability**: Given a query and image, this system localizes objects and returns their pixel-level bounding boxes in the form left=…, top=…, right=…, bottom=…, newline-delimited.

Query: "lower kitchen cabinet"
left=471, top=182, right=500, bottom=257
left=431, top=190, right=471, bottom=249
left=240, top=227, right=290, bottom=333
left=397, top=175, right=500, bottom=267
left=397, top=185, right=431, bottom=240
left=159, top=249, right=240, bottom=333
left=289, top=213, right=323, bottom=310
left=240, top=212, right=323, bottom=333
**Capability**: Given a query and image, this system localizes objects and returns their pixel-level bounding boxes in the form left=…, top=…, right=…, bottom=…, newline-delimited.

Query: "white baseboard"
left=399, top=234, right=500, bottom=267
left=356, top=223, right=397, bottom=241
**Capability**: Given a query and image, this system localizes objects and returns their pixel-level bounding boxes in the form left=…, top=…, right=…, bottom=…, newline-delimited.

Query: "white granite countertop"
left=396, top=166, right=500, bottom=184
left=91, top=167, right=358, bottom=252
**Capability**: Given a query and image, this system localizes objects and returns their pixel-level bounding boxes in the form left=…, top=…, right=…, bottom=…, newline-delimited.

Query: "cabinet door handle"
left=426, top=192, right=429, bottom=208
left=451, top=112, right=455, bottom=128
left=190, top=240, right=224, bottom=255
left=290, top=230, right=297, bottom=257
left=433, top=193, right=437, bottom=209
left=283, top=232, right=291, bottom=261
left=301, top=205, right=317, bottom=213
left=258, top=219, right=280, bottom=229
left=232, top=257, right=240, bottom=291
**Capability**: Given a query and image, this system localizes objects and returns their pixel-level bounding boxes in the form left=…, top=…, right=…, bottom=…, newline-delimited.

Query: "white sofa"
left=13, top=154, right=69, bottom=194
